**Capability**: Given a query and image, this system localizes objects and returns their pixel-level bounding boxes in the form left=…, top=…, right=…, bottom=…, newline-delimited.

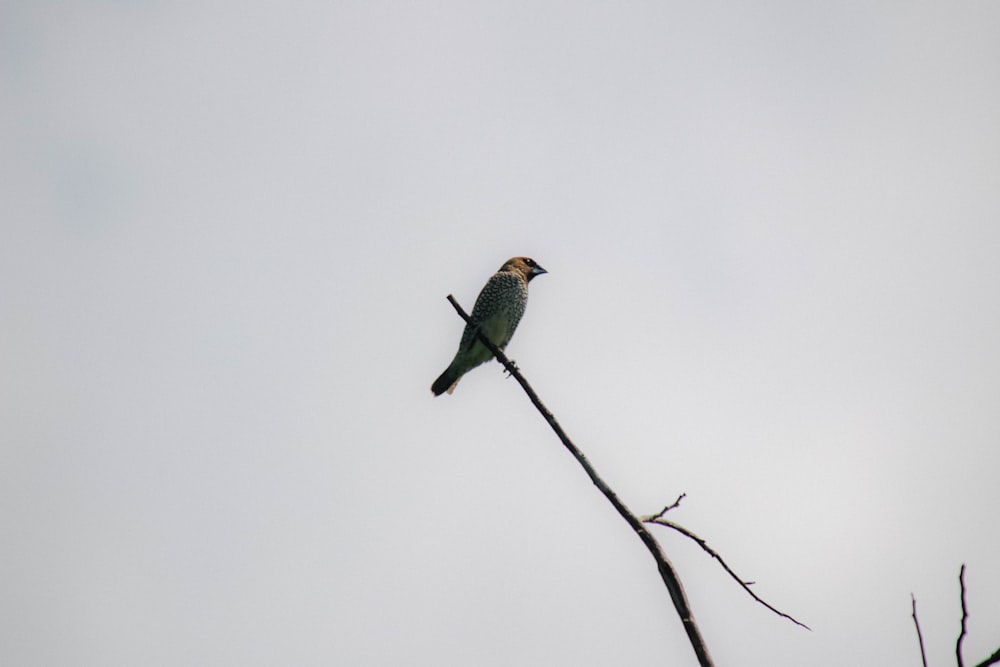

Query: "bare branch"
left=640, top=493, right=687, bottom=522
left=975, top=648, right=1000, bottom=667
left=959, top=564, right=969, bottom=667
left=911, top=594, right=928, bottom=667
left=954, top=563, right=1000, bottom=667
left=645, top=515, right=810, bottom=630
left=445, top=295, right=715, bottom=667
left=913, top=566, right=1000, bottom=667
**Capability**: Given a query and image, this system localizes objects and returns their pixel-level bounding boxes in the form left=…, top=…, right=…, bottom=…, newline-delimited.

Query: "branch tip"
left=912, top=593, right=928, bottom=667
left=958, top=564, right=969, bottom=667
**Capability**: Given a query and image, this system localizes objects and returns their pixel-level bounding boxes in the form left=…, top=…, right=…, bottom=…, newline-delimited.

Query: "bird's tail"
left=431, top=366, right=460, bottom=396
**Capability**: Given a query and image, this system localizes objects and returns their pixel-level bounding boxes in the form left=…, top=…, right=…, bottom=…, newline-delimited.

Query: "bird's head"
left=501, top=256, right=548, bottom=283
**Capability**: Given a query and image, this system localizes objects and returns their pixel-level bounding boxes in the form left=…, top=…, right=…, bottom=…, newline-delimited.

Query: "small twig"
left=911, top=594, right=928, bottom=667
left=446, top=295, right=715, bottom=667
left=644, top=515, right=810, bottom=630
left=641, top=493, right=687, bottom=522
left=959, top=564, right=969, bottom=667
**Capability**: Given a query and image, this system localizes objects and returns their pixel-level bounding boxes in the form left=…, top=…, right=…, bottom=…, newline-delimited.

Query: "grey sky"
left=2, top=2, right=999, bottom=665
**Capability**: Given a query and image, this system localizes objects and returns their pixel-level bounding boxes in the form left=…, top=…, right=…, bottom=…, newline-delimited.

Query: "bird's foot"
left=503, top=359, right=519, bottom=377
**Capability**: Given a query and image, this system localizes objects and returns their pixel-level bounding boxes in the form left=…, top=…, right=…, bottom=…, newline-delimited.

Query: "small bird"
left=432, top=257, right=547, bottom=396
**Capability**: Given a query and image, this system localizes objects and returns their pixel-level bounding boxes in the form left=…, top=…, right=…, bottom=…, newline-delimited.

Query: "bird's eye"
left=524, top=258, right=535, bottom=266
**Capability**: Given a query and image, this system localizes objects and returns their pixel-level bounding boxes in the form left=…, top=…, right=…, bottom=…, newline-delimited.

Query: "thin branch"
left=446, top=294, right=715, bottom=667
left=959, top=564, right=969, bottom=667
left=976, top=648, right=1000, bottom=667
left=911, top=594, right=928, bottom=667
left=645, top=516, right=810, bottom=630
left=956, top=563, right=1000, bottom=667
left=641, top=493, right=687, bottom=522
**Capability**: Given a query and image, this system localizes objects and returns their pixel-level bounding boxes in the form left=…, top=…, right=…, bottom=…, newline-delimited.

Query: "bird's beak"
left=532, top=265, right=548, bottom=276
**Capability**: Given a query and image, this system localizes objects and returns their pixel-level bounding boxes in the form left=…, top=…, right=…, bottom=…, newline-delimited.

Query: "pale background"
left=2, top=2, right=999, bottom=666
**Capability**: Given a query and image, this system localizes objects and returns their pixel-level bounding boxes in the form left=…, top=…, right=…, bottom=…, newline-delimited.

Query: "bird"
left=432, top=257, right=547, bottom=396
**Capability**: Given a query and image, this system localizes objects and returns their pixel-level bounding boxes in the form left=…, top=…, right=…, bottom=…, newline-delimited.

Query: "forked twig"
left=445, top=294, right=811, bottom=664
left=643, top=510, right=810, bottom=630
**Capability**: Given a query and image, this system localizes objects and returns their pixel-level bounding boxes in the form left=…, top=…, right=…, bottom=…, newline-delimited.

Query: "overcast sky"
left=3, top=2, right=999, bottom=666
